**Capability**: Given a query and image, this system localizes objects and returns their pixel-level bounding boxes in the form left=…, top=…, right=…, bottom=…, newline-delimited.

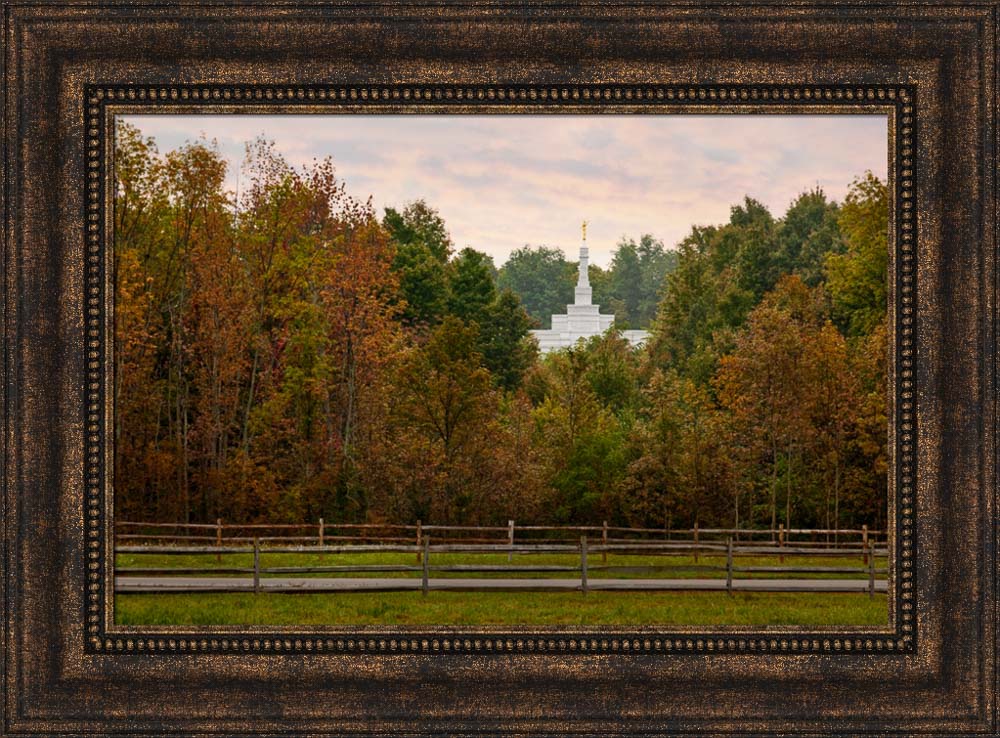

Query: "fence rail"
left=116, top=519, right=885, bottom=547
left=115, top=522, right=889, bottom=597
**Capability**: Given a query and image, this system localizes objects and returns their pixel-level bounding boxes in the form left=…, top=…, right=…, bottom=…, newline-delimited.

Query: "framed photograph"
left=2, top=2, right=997, bottom=735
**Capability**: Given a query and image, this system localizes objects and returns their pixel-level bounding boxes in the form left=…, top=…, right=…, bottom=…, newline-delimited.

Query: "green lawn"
left=116, top=548, right=889, bottom=626
left=116, top=590, right=889, bottom=626
left=116, top=550, right=886, bottom=580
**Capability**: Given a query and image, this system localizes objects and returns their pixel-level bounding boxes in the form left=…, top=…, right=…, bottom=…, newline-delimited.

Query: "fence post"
left=726, top=537, right=733, bottom=596
left=602, top=520, right=608, bottom=564
left=778, top=523, right=785, bottom=563
left=421, top=536, right=430, bottom=597
left=862, top=524, right=869, bottom=564
left=508, top=519, right=515, bottom=563
left=868, top=543, right=876, bottom=598
left=693, top=521, right=699, bottom=564
left=580, top=536, right=588, bottom=595
left=416, top=520, right=422, bottom=563
left=318, top=517, right=324, bottom=548
left=253, top=537, right=260, bottom=594
left=215, top=518, right=222, bottom=563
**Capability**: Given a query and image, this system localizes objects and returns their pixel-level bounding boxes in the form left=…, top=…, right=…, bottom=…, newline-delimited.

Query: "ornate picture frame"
left=2, top=2, right=997, bottom=735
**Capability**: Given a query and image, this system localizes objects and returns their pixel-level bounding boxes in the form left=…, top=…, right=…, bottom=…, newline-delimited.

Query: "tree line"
left=114, top=122, right=888, bottom=533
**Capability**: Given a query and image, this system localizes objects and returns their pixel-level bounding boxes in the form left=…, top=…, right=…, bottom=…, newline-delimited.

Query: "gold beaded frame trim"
left=84, top=83, right=915, bottom=656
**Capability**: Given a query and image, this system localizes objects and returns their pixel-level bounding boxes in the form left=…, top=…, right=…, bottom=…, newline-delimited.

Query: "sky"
left=121, top=114, right=888, bottom=268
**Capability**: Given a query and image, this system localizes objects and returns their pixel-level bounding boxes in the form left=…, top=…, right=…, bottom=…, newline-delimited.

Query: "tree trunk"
left=785, top=442, right=793, bottom=532
left=770, top=436, right=778, bottom=540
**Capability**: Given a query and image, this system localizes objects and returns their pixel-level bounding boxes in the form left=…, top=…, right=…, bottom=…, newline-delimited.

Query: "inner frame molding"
left=86, top=83, right=914, bottom=657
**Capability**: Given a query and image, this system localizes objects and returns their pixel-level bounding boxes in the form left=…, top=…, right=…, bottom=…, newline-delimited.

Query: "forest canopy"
left=114, top=122, right=888, bottom=533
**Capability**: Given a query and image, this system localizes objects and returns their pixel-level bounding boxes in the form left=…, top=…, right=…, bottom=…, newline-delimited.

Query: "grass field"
left=116, top=590, right=889, bottom=626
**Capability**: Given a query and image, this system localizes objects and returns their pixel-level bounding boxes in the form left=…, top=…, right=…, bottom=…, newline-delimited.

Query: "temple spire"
left=529, top=222, right=649, bottom=353
left=575, top=220, right=592, bottom=305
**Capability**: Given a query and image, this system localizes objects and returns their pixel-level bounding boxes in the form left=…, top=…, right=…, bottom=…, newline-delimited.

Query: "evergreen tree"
left=391, top=240, right=449, bottom=327
left=383, top=200, right=453, bottom=327
left=447, top=247, right=497, bottom=325
left=478, top=289, right=538, bottom=391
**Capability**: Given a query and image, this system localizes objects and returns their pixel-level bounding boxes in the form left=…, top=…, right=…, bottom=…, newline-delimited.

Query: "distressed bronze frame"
left=3, top=3, right=998, bottom=735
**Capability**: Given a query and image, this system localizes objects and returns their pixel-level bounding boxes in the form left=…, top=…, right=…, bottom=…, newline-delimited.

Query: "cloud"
left=121, top=113, right=888, bottom=267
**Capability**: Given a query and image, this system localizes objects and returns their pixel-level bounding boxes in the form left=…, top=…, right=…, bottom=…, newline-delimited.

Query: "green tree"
left=383, top=200, right=453, bottom=327
left=390, top=241, right=449, bottom=327
left=776, top=188, right=843, bottom=286
left=383, top=199, right=452, bottom=262
left=478, top=289, right=538, bottom=391
left=393, top=317, right=492, bottom=460
left=635, top=234, right=679, bottom=325
left=730, top=197, right=780, bottom=300
left=589, top=262, right=619, bottom=319
left=825, top=172, right=888, bottom=336
left=447, top=247, right=497, bottom=325
left=606, top=240, right=643, bottom=326
left=602, top=234, right=677, bottom=329
left=581, top=330, right=641, bottom=417
left=531, top=347, right=629, bottom=521
left=371, top=317, right=541, bottom=524
left=497, top=245, right=575, bottom=328
left=647, top=225, right=753, bottom=384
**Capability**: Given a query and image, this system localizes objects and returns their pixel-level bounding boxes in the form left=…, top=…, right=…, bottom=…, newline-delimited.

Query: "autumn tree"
left=805, top=321, right=859, bottom=533
left=115, top=121, right=889, bottom=535
left=619, top=370, right=732, bottom=529
left=172, top=140, right=237, bottom=522
left=714, top=276, right=825, bottom=532
left=113, top=122, right=172, bottom=521
left=115, top=128, right=404, bottom=525
left=367, top=317, right=542, bottom=524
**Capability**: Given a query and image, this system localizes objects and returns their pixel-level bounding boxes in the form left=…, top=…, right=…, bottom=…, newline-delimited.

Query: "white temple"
left=530, top=223, right=649, bottom=354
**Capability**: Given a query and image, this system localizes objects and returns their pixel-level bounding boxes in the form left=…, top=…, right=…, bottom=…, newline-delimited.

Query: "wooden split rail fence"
left=115, top=521, right=888, bottom=597
left=116, top=520, right=885, bottom=551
